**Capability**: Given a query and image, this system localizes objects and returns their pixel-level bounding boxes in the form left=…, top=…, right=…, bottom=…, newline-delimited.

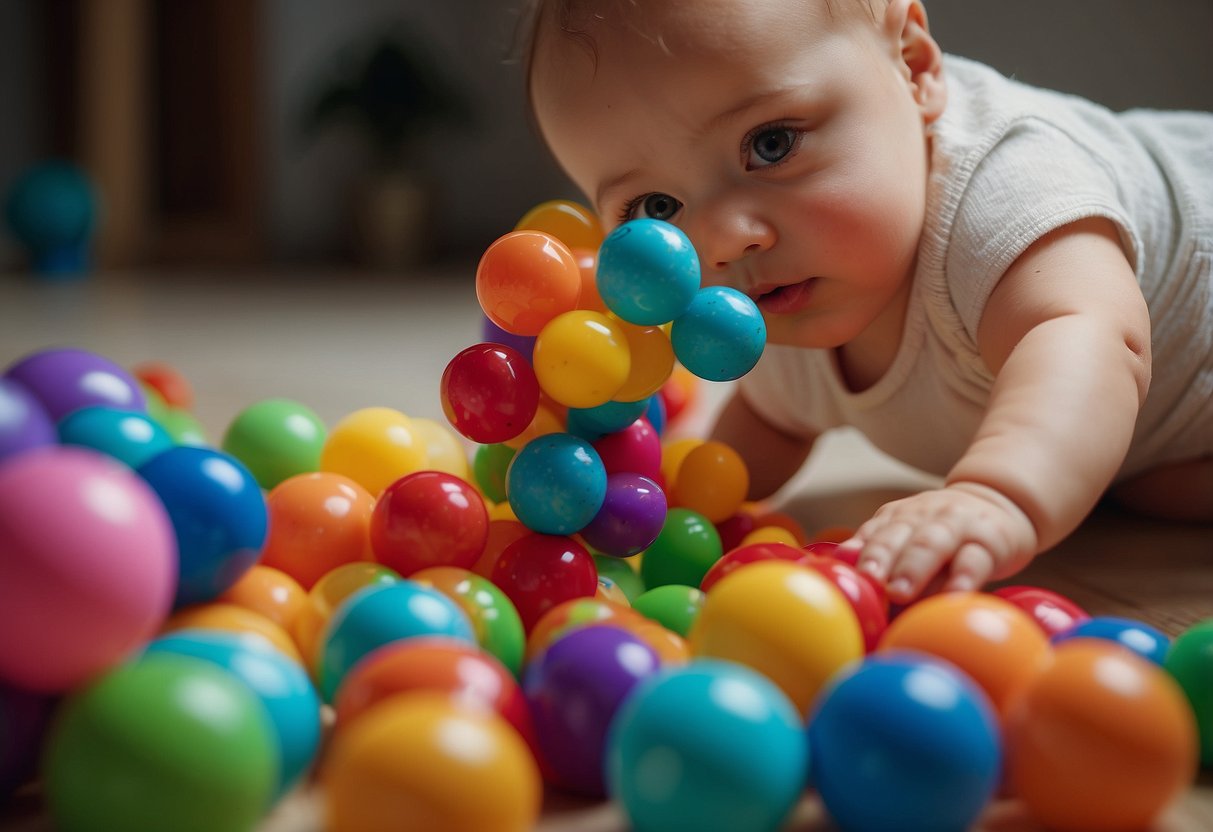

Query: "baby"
left=522, top=0, right=1213, bottom=602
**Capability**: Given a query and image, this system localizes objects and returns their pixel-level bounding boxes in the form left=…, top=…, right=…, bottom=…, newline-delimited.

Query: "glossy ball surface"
left=566, top=398, right=648, bottom=441
left=0, top=376, right=57, bottom=461
left=58, top=405, right=174, bottom=469
left=162, top=602, right=304, bottom=667
left=410, top=567, right=526, bottom=677
left=800, top=555, right=889, bottom=654
left=670, top=439, right=749, bottom=523
left=491, top=533, right=598, bottom=632
left=321, top=407, right=428, bottom=496
left=614, top=321, right=675, bottom=402
left=217, top=564, right=309, bottom=636
left=476, top=230, right=581, bottom=336
left=596, top=219, right=700, bottom=325
left=1164, top=619, right=1213, bottom=767
left=580, top=472, right=667, bottom=558
left=592, top=416, right=662, bottom=480
left=221, top=397, right=326, bottom=490
left=1052, top=615, right=1170, bottom=665
left=991, top=584, right=1090, bottom=636
left=6, top=347, right=146, bottom=420
left=514, top=199, right=604, bottom=251
left=533, top=310, right=631, bottom=408
left=506, top=432, right=607, bottom=535
left=632, top=584, right=704, bottom=638
left=441, top=343, right=541, bottom=444
left=670, top=286, right=766, bottom=382
left=640, top=507, right=723, bottom=590
left=411, top=417, right=470, bottom=479
left=472, top=442, right=515, bottom=503
left=370, top=472, right=488, bottom=576
left=699, top=541, right=804, bottom=593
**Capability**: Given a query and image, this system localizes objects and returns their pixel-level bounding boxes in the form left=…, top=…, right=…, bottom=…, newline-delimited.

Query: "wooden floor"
left=2, top=267, right=1212, bottom=831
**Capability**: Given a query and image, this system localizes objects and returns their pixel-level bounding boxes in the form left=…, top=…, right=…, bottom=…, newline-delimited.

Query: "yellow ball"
left=533, top=310, right=631, bottom=409
left=324, top=693, right=542, bottom=832
left=411, top=417, right=469, bottom=479
left=514, top=199, right=604, bottom=251
left=689, top=560, right=863, bottom=716
left=740, top=526, right=800, bottom=547
left=660, top=437, right=703, bottom=487
left=614, top=319, right=675, bottom=402
left=320, top=407, right=428, bottom=496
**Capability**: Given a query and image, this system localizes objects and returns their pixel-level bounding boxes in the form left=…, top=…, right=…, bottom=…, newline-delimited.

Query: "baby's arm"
left=710, top=389, right=817, bottom=501
left=840, top=217, right=1152, bottom=602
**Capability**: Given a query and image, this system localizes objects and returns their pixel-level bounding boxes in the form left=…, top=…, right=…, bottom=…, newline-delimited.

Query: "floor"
left=2, top=267, right=1212, bottom=831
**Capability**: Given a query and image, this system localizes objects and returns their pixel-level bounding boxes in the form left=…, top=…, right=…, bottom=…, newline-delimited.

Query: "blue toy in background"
left=4, top=161, right=99, bottom=277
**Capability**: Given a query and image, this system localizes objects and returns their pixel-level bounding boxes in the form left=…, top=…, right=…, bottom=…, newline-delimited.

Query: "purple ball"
left=0, top=682, right=55, bottom=798
left=580, top=472, right=668, bottom=557
left=523, top=624, right=661, bottom=796
left=5, top=347, right=146, bottom=421
left=0, top=377, right=57, bottom=462
left=481, top=315, right=536, bottom=362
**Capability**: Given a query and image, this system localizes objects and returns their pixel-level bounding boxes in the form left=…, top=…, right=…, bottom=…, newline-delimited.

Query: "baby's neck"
left=833, top=280, right=913, bottom=392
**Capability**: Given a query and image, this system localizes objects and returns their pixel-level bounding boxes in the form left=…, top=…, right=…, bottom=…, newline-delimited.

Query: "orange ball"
left=625, top=618, right=691, bottom=666
left=291, top=562, right=401, bottom=673
left=260, top=472, right=375, bottom=590
left=132, top=360, right=195, bottom=410
left=526, top=597, right=638, bottom=663
left=470, top=520, right=530, bottom=579
left=671, top=440, right=749, bottom=523
left=1006, top=640, right=1198, bottom=832
left=571, top=248, right=608, bottom=313
left=514, top=200, right=604, bottom=251
left=614, top=320, right=675, bottom=403
left=476, top=230, right=581, bottom=336
left=216, top=564, right=308, bottom=635
left=162, top=603, right=303, bottom=666
left=878, top=592, right=1052, bottom=718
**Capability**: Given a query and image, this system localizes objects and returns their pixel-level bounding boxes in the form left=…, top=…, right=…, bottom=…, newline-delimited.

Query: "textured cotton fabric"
left=740, top=55, right=1213, bottom=481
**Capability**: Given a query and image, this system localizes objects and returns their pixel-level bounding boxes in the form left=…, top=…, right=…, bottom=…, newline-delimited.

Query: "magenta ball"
left=0, top=446, right=176, bottom=692
left=0, top=377, right=57, bottom=462
left=580, top=473, right=667, bottom=558
left=5, top=347, right=146, bottom=421
left=592, top=418, right=662, bottom=481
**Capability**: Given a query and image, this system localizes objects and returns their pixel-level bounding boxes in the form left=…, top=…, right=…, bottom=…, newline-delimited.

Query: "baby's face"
left=532, top=0, right=940, bottom=350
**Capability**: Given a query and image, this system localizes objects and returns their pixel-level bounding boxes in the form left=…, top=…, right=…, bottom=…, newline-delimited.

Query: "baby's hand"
left=836, top=482, right=1039, bottom=604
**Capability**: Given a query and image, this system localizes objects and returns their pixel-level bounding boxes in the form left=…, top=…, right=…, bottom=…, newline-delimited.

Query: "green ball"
left=1165, top=619, right=1213, bottom=766
left=43, top=653, right=278, bottom=832
left=158, top=407, right=209, bottom=447
left=632, top=584, right=705, bottom=637
left=473, top=443, right=516, bottom=504
left=640, top=507, right=722, bottom=590
left=450, top=572, right=527, bottom=678
left=221, top=398, right=326, bottom=490
left=593, top=554, right=646, bottom=602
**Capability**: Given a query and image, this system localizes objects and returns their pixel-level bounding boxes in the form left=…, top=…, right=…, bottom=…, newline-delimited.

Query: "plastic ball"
left=661, top=436, right=704, bottom=487
left=42, top=653, right=277, bottom=832
left=689, top=560, right=863, bottom=715
left=411, top=417, right=470, bottom=479
left=526, top=597, right=640, bottom=663
left=470, top=518, right=530, bottom=579
left=596, top=219, right=701, bottom=325
left=593, top=417, right=663, bottom=483
left=670, top=286, right=766, bottom=382
left=809, top=653, right=1001, bottom=832
left=5, top=346, right=146, bottom=421
left=138, top=445, right=268, bottom=607
left=566, top=398, right=648, bottom=440
left=318, top=580, right=475, bottom=702
left=514, top=199, right=604, bottom=251
left=370, top=471, right=488, bottom=576
left=4, top=161, right=97, bottom=274
left=291, top=563, right=402, bottom=671
left=501, top=400, right=565, bottom=450
left=670, top=439, right=749, bottom=523
left=57, top=404, right=174, bottom=469
left=320, top=406, right=429, bottom=496
left=260, top=471, right=375, bottom=590
left=644, top=392, right=667, bottom=435
left=1164, top=619, right=1213, bottom=766
left=441, top=343, right=541, bottom=444
left=800, top=555, right=889, bottom=654
left=593, top=553, right=646, bottom=603
left=1006, top=639, right=1197, bottom=832
left=0, top=682, right=54, bottom=798
left=614, top=321, right=676, bottom=402
left=658, top=364, right=699, bottom=426
left=131, top=360, right=195, bottom=410
left=0, top=446, right=175, bottom=692
left=158, top=405, right=209, bottom=446
left=145, top=629, right=322, bottom=797
left=221, top=397, right=326, bottom=490
left=491, top=533, right=598, bottom=632
left=476, top=230, right=582, bottom=336
left=606, top=659, right=807, bottom=832
left=990, top=584, right=1090, bottom=636
left=572, top=247, right=609, bottom=313
left=410, top=567, right=526, bottom=677
left=524, top=624, right=661, bottom=796
left=533, top=310, right=631, bottom=408
left=632, top=584, right=704, bottom=638
left=640, top=507, right=723, bottom=590
left=217, top=564, right=309, bottom=636
left=699, top=541, right=804, bottom=593
left=1053, top=615, right=1170, bottom=665
left=481, top=314, right=537, bottom=361
left=580, top=472, right=668, bottom=558
left=506, top=432, right=607, bottom=535
left=0, top=376, right=57, bottom=461
left=472, top=443, right=515, bottom=503
left=162, top=603, right=304, bottom=666
left=324, top=693, right=542, bottom=832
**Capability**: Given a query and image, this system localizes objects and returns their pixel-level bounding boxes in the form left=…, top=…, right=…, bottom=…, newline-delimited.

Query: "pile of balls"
left=1, top=200, right=1211, bottom=832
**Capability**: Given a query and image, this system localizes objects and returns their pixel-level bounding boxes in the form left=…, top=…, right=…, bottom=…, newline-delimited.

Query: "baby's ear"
left=884, top=0, right=947, bottom=124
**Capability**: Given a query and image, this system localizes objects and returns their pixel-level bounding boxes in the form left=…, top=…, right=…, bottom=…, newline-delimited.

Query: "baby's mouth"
left=755, top=278, right=816, bottom=315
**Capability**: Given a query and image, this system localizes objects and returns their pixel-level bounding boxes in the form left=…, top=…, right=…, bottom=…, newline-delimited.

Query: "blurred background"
left=0, top=0, right=1211, bottom=277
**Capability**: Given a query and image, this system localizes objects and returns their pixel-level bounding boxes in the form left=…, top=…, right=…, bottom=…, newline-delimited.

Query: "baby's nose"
left=696, top=209, right=776, bottom=272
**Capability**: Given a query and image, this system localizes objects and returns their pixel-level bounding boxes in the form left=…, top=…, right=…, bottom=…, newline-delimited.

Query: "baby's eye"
left=747, top=126, right=799, bottom=168
left=623, top=193, right=683, bottom=222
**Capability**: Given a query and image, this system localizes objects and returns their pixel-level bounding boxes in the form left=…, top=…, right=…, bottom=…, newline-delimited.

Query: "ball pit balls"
left=260, top=472, right=376, bottom=590
left=640, top=507, right=723, bottom=590
left=523, top=624, right=661, bottom=796
left=410, top=566, right=527, bottom=677
left=440, top=342, right=540, bottom=445
left=5, top=346, right=147, bottom=421
left=472, top=442, right=515, bottom=503
left=475, top=230, right=581, bottom=336
left=57, top=405, right=175, bottom=469
left=221, top=397, right=327, bottom=490
left=614, top=322, right=676, bottom=403
left=1006, top=639, right=1197, bottom=832
left=631, top=584, right=704, bottom=638
left=513, top=198, right=604, bottom=251
left=320, top=406, right=429, bottom=496
left=565, top=398, right=649, bottom=440
left=506, top=432, right=607, bottom=535
left=669, top=439, right=749, bottom=523
left=699, top=541, right=805, bottom=593
left=411, top=416, right=470, bottom=479
left=800, top=554, right=889, bottom=654
left=131, top=360, right=195, bottom=410
left=0, top=375, right=57, bottom=461
left=162, top=602, right=305, bottom=667
left=42, top=653, right=277, bottom=832
left=689, top=560, right=863, bottom=715
left=145, top=629, right=323, bottom=798
left=0, top=446, right=176, bottom=692
left=532, top=310, right=631, bottom=409
left=137, top=445, right=268, bottom=607
left=808, top=653, right=1002, bottom=832
left=990, top=584, right=1090, bottom=636
left=606, top=659, right=807, bottom=832
left=1052, top=614, right=1170, bottom=665
left=596, top=218, right=701, bottom=325
left=217, top=564, right=309, bottom=636
left=491, top=533, right=599, bottom=632
left=670, top=285, right=766, bottom=382
left=324, top=693, right=542, bottom=832
left=593, top=553, right=646, bottom=603
left=1165, top=619, right=1213, bottom=766
left=291, top=562, right=402, bottom=670
left=526, top=596, right=639, bottom=661
left=370, top=471, right=489, bottom=576
left=579, top=472, right=668, bottom=558
left=592, top=415, right=662, bottom=480
left=157, top=405, right=209, bottom=446
left=318, top=580, right=476, bottom=702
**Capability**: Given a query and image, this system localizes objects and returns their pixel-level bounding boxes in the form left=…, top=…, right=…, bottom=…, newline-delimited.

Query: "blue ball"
left=566, top=398, right=649, bottom=440
left=808, top=653, right=1001, bottom=832
left=136, top=446, right=268, bottom=608
left=671, top=286, right=766, bottom=382
left=506, top=432, right=607, bottom=535
left=59, top=406, right=175, bottom=469
left=606, top=659, right=808, bottom=832
left=1052, top=615, right=1171, bottom=665
left=643, top=393, right=666, bottom=436
left=4, top=162, right=97, bottom=275
left=318, top=580, right=475, bottom=702
left=145, top=629, right=322, bottom=798
left=597, top=219, right=701, bottom=325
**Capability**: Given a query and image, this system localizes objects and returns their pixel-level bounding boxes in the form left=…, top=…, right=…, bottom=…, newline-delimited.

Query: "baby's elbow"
left=1120, top=319, right=1152, bottom=406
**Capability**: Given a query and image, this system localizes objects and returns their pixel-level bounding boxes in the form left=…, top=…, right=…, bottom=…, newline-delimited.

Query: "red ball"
left=699, top=542, right=804, bottom=593
left=990, top=585, right=1090, bottom=637
left=799, top=555, right=889, bottom=653
left=440, top=343, right=540, bottom=444
left=491, top=533, right=598, bottom=632
left=370, top=472, right=488, bottom=577
left=591, top=417, right=662, bottom=480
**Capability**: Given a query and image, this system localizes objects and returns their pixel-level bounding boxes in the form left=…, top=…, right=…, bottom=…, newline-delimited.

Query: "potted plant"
left=302, top=25, right=472, bottom=268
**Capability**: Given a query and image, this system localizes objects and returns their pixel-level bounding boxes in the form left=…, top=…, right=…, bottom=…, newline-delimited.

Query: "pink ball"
left=0, top=446, right=177, bottom=692
left=592, top=418, right=662, bottom=481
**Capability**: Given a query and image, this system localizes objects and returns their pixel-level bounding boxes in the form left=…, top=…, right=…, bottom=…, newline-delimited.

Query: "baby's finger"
left=849, top=521, right=914, bottom=582
left=944, top=543, right=997, bottom=593
left=886, top=541, right=953, bottom=602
